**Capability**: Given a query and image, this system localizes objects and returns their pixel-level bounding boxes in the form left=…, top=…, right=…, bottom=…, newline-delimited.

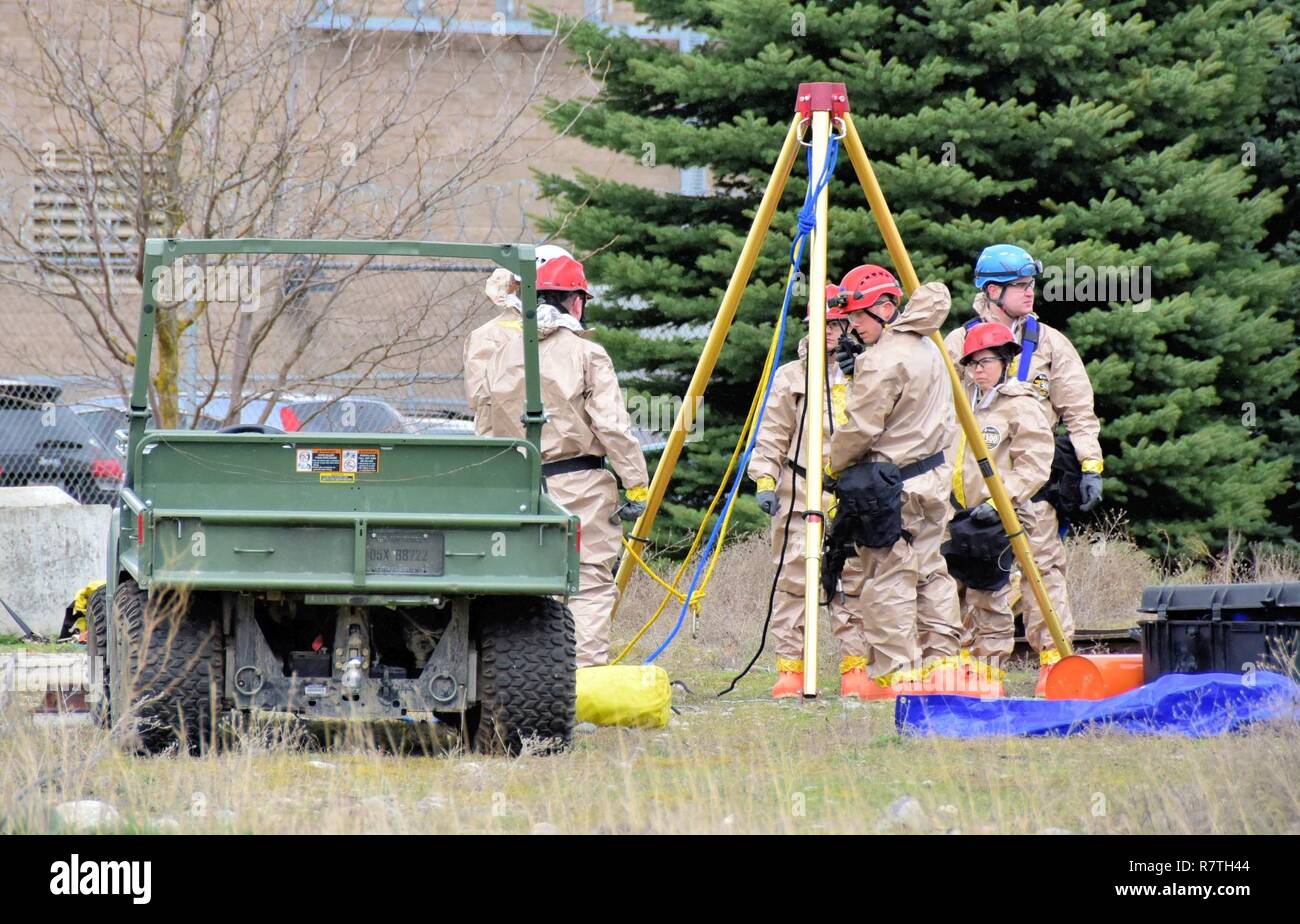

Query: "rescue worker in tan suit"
left=464, top=244, right=572, bottom=434
left=479, top=255, right=649, bottom=667
left=947, top=322, right=1054, bottom=696
left=943, top=244, right=1104, bottom=694
left=748, top=285, right=873, bottom=700
left=829, top=267, right=963, bottom=698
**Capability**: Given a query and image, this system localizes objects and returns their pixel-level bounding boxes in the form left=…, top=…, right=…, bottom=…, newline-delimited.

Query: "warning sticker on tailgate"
left=296, top=447, right=380, bottom=474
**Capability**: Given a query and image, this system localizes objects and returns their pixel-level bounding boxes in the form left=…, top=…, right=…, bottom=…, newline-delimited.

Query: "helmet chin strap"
left=861, top=308, right=890, bottom=328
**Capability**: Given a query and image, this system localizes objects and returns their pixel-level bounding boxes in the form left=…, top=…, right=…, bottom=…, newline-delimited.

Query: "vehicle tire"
left=472, top=596, right=575, bottom=756
left=86, top=584, right=110, bottom=728
left=108, top=579, right=224, bottom=755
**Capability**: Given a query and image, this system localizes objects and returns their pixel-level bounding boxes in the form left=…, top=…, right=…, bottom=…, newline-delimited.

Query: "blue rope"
left=645, top=134, right=840, bottom=664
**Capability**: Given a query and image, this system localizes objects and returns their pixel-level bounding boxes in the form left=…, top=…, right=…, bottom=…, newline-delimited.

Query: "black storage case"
left=1138, top=582, right=1300, bottom=681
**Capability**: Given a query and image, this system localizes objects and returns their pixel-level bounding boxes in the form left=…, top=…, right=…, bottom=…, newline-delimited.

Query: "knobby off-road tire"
left=85, top=584, right=110, bottom=727
left=472, top=596, right=576, bottom=756
left=109, top=579, right=225, bottom=755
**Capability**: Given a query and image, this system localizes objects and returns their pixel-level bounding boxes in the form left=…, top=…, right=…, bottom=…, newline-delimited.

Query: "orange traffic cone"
left=772, top=658, right=804, bottom=698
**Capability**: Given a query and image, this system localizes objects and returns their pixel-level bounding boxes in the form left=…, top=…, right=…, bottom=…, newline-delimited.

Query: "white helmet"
left=510, top=243, right=574, bottom=282
left=535, top=243, right=573, bottom=267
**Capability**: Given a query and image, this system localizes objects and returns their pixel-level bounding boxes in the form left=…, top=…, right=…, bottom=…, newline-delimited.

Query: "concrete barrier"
left=0, top=487, right=110, bottom=637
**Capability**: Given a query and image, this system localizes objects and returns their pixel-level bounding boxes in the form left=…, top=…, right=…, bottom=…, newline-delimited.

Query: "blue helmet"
left=974, top=244, right=1042, bottom=289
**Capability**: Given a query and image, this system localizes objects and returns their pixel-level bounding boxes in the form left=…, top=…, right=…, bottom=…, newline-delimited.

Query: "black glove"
left=757, top=491, right=779, bottom=516
left=1078, top=473, right=1103, bottom=512
left=969, top=501, right=1000, bottom=525
left=835, top=333, right=864, bottom=378
left=610, top=499, right=646, bottom=524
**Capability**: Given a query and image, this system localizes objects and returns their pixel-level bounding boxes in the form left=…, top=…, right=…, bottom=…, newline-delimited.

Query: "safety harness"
left=951, top=315, right=1039, bottom=508
left=962, top=315, right=1039, bottom=383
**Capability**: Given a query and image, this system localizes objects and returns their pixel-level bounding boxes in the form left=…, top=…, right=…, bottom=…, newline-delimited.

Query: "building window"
left=25, top=155, right=156, bottom=277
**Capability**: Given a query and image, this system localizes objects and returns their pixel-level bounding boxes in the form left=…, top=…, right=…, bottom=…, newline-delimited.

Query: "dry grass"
left=3, top=686, right=1297, bottom=835
left=1061, top=514, right=1162, bottom=630
left=613, top=516, right=1300, bottom=665
left=3, top=522, right=1297, bottom=835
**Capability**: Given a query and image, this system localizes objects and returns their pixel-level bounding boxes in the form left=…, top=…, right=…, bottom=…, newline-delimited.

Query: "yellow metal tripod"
left=614, top=83, right=1074, bottom=696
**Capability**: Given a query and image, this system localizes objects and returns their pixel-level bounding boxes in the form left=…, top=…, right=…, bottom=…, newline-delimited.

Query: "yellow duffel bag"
left=575, top=664, right=672, bottom=728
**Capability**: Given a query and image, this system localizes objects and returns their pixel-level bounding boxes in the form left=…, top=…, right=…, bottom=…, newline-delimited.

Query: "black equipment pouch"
left=1031, top=430, right=1084, bottom=520
left=941, top=508, right=1011, bottom=591
left=831, top=460, right=905, bottom=550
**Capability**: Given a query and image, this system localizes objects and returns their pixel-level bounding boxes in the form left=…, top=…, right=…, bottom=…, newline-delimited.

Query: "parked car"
left=70, top=403, right=131, bottom=457
left=280, top=396, right=415, bottom=434
left=0, top=378, right=123, bottom=505
left=408, top=412, right=477, bottom=436
left=76, top=391, right=416, bottom=437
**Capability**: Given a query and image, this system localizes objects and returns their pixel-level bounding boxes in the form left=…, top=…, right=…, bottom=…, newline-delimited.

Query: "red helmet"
left=837, top=264, right=902, bottom=315
left=536, top=255, right=592, bottom=298
left=960, top=322, right=1021, bottom=364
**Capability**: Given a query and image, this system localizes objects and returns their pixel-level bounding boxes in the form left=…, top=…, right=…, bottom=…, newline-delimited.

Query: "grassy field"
left=1, top=527, right=1298, bottom=835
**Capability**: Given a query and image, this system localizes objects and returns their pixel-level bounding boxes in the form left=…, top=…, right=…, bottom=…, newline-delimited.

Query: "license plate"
left=366, top=528, right=444, bottom=576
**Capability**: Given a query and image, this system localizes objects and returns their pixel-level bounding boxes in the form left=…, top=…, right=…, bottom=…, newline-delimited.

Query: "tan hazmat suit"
left=829, top=282, right=963, bottom=684
left=949, top=378, right=1054, bottom=668
left=480, top=304, right=649, bottom=668
left=943, top=295, right=1101, bottom=658
left=464, top=268, right=523, bottom=435
left=747, top=337, right=870, bottom=670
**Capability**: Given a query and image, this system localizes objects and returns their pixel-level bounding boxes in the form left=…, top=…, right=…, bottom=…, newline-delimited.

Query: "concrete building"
left=0, top=0, right=706, bottom=410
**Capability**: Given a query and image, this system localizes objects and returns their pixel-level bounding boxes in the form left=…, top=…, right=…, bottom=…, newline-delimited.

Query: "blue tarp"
left=896, top=671, right=1300, bottom=738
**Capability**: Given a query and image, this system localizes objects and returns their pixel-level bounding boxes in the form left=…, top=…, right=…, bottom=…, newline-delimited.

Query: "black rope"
left=718, top=353, right=811, bottom=697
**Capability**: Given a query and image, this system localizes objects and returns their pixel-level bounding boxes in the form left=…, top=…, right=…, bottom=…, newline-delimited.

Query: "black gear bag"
left=1033, top=429, right=1084, bottom=520
left=821, top=461, right=906, bottom=598
left=941, top=507, right=1012, bottom=591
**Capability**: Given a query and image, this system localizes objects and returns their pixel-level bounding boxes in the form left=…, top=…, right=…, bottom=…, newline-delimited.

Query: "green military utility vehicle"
left=86, top=238, right=579, bottom=755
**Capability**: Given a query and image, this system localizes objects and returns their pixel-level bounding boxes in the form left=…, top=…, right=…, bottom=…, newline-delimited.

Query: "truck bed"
left=117, top=431, right=578, bottom=596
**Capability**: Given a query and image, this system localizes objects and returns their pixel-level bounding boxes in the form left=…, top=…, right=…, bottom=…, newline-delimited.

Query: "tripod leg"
left=612, top=115, right=803, bottom=612
left=801, top=109, right=833, bottom=698
left=839, top=113, right=1072, bottom=657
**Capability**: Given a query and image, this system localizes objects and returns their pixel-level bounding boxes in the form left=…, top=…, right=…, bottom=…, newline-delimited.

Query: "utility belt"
left=788, top=450, right=944, bottom=483
left=542, top=454, right=605, bottom=478
left=819, top=451, right=944, bottom=599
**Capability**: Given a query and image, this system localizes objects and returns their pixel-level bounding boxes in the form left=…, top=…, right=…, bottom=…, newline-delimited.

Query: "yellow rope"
left=610, top=267, right=793, bottom=664
left=619, top=535, right=704, bottom=610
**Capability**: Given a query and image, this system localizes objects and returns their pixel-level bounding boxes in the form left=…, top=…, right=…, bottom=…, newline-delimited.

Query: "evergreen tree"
left=1257, top=0, right=1300, bottom=532
left=535, top=0, right=1299, bottom=552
